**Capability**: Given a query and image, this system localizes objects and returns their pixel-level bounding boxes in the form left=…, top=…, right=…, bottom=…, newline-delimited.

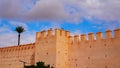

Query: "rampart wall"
left=0, top=28, right=120, bottom=68
left=35, top=29, right=56, bottom=67
left=0, top=43, right=35, bottom=68
left=35, top=29, right=70, bottom=68
left=68, top=29, right=120, bottom=68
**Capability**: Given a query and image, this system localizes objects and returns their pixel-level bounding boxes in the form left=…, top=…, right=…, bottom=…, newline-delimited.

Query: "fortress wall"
left=35, top=29, right=70, bottom=68
left=0, top=28, right=120, bottom=68
left=35, top=29, right=56, bottom=67
left=56, top=29, right=70, bottom=68
left=68, top=29, right=120, bottom=68
left=0, top=43, right=35, bottom=68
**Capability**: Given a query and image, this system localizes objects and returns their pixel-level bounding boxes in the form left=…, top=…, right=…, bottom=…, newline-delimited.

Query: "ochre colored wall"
left=0, top=28, right=120, bottom=68
left=0, top=43, right=35, bottom=68
left=68, top=29, right=120, bottom=68
left=55, top=29, right=70, bottom=68
left=35, top=29, right=56, bottom=67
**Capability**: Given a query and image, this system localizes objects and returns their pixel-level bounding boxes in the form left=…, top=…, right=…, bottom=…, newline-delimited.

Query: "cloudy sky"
left=0, top=0, right=120, bottom=47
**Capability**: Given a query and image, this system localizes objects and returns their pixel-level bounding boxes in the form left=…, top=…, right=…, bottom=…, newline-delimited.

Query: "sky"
left=0, top=0, right=120, bottom=47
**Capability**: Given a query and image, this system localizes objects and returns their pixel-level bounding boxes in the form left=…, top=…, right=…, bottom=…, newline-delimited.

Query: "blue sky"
left=0, top=0, right=120, bottom=47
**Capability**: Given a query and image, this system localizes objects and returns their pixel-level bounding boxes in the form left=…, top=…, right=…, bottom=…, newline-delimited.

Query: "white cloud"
left=1, top=0, right=120, bottom=47
left=0, top=0, right=120, bottom=23
left=20, top=32, right=35, bottom=45
left=24, top=0, right=70, bottom=21
left=0, top=31, right=35, bottom=47
left=9, top=21, right=28, bottom=30
left=0, top=33, right=17, bottom=47
left=0, top=22, right=35, bottom=47
left=71, top=30, right=81, bottom=36
left=0, top=19, right=2, bottom=24
left=0, top=25, right=11, bottom=33
left=67, top=0, right=120, bottom=21
left=103, top=22, right=120, bottom=30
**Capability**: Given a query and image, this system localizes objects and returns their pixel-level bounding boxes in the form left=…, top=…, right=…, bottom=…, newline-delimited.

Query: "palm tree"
left=15, top=26, right=25, bottom=45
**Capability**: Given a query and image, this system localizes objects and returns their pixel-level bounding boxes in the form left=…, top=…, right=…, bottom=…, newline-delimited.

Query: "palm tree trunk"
left=18, top=33, right=20, bottom=45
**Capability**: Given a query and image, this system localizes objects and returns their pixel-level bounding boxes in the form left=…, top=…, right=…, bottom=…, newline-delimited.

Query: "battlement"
left=36, top=28, right=120, bottom=43
left=0, top=43, right=35, bottom=53
left=36, top=28, right=70, bottom=41
left=0, top=28, right=120, bottom=68
left=68, top=28, right=120, bottom=44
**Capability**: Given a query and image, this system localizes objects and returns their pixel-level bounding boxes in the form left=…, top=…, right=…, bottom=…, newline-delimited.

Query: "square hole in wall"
left=88, top=57, right=90, bottom=59
left=46, top=52, right=48, bottom=55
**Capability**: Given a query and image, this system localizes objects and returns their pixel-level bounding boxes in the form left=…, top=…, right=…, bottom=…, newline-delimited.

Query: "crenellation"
left=106, top=30, right=112, bottom=39
left=1, top=28, right=120, bottom=68
left=0, top=43, right=35, bottom=68
left=65, top=31, right=70, bottom=37
left=74, top=35, right=79, bottom=44
left=48, top=28, right=53, bottom=36
left=88, top=33, right=94, bottom=41
left=114, top=29, right=120, bottom=38
left=96, top=32, right=103, bottom=40
left=68, top=36, right=73, bottom=44
left=80, top=34, right=87, bottom=42
left=55, top=29, right=70, bottom=37
left=41, top=30, right=46, bottom=38
left=36, top=32, right=41, bottom=41
left=0, top=43, right=35, bottom=52
left=36, top=29, right=70, bottom=40
left=55, top=28, right=61, bottom=36
left=60, top=29, right=65, bottom=36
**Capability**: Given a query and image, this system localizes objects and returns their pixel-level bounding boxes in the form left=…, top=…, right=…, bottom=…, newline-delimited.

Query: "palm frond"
left=15, top=26, right=25, bottom=33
